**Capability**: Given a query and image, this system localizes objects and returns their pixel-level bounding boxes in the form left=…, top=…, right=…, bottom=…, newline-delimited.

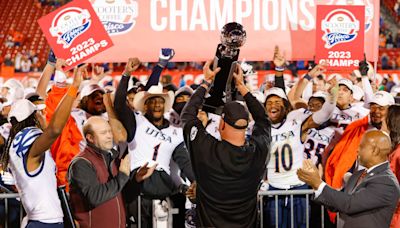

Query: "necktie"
left=354, top=169, right=367, bottom=189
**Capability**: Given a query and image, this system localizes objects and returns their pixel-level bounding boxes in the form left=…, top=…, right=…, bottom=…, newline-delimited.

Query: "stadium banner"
left=315, top=5, right=365, bottom=71
left=38, top=0, right=114, bottom=70
left=83, top=0, right=379, bottom=63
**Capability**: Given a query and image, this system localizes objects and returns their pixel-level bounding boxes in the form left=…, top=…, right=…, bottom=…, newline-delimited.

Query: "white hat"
left=24, top=87, right=36, bottom=97
left=352, top=85, right=364, bottom=101
left=80, top=83, right=105, bottom=99
left=338, top=78, right=354, bottom=93
left=369, top=91, right=395, bottom=107
left=174, top=86, right=193, bottom=97
left=133, top=84, right=174, bottom=113
left=265, top=87, right=288, bottom=101
left=309, top=91, right=328, bottom=102
left=2, top=79, right=24, bottom=104
left=8, top=99, right=37, bottom=122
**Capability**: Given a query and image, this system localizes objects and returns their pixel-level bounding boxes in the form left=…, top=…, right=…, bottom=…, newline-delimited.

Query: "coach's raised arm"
left=180, top=61, right=271, bottom=228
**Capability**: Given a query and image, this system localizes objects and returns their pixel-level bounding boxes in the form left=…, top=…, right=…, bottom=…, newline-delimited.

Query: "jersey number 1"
left=274, top=144, right=293, bottom=173
left=152, top=143, right=161, bottom=161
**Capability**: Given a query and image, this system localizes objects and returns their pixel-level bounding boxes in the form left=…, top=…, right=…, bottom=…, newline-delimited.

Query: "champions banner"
left=38, top=0, right=113, bottom=70
left=84, top=0, right=379, bottom=63
left=315, top=5, right=365, bottom=71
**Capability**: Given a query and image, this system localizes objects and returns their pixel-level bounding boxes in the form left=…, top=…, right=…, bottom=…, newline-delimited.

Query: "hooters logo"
left=90, top=0, right=138, bottom=36
left=329, top=0, right=374, bottom=32
left=49, top=7, right=91, bottom=48
left=321, top=9, right=360, bottom=49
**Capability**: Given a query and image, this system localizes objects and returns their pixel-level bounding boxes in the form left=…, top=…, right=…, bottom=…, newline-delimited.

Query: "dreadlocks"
left=0, top=111, right=43, bottom=170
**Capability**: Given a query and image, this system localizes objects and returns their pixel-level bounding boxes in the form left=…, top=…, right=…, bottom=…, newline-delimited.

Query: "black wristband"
left=202, top=80, right=211, bottom=87
left=303, top=74, right=312, bottom=81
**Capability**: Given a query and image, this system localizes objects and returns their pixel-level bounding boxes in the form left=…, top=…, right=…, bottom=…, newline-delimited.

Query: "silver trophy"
left=204, top=22, right=247, bottom=114
left=218, top=22, right=247, bottom=59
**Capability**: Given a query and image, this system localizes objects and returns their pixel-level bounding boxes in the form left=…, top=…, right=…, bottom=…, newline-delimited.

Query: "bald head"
left=358, top=130, right=392, bottom=168
left=83, top=116, right=113, bottom=151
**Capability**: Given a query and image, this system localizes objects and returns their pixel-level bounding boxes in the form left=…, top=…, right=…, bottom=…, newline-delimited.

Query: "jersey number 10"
left=274, top=144, right=293, bottom=173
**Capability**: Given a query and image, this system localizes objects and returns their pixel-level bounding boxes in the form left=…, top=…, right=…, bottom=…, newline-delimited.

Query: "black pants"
left=170, top=193, right=186, bottom=228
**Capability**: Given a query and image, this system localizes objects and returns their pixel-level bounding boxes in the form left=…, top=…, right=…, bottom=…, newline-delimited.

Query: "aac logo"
left=321, top=9, right=360, bottom=49
left=90, top=0, right=138, bottom=36
left=50, top=7, right=91, bottom=48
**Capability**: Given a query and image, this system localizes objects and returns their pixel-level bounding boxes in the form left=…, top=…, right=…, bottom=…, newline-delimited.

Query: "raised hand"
left=91, top=65, right=106, bottom=83
left=72, top=64, right=87, bottom=88
left=233, top=63, right=245, bottom=87
left=158, top=48, right=175, bottom=68
left=203, top=60, right=221, bottom=83
left=124, top=58, right=141, bottom=76
left=55, top=59, right=67, bottom=72
left=308, top=63, right=327, bottom=78
left=273, top=46, right=286, bottom=68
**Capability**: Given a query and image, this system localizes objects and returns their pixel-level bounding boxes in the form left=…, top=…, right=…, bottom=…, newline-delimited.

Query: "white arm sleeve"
left=362, top=76, right=374, bottom=107
left=302, top=81, right=313, bottom=101
left=312, top=99, right=335, bottom=125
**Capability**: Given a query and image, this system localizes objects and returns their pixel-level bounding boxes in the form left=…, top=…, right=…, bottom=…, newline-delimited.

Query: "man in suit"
left=297, top=130, right=400, bottom=228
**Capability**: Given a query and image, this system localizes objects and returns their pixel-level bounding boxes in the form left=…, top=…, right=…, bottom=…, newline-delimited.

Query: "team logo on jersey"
left=90, top=0, right=138, bottom=36
left=12, top=128, right=42, bottom=158
left=321, top=9, right=360, bottom=48
left=50, top=7, right=91, bottom=48
left=190, top=126, right=198, bottom=141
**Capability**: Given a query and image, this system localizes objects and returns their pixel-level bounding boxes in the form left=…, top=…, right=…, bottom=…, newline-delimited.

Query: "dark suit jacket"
left=315, top=162, right=400, bottom=228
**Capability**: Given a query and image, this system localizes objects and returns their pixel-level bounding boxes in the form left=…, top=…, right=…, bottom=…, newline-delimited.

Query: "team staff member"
left=68, top=116, right=157, bottom=228
left=181, top=61, right=271, bottom=228
left=298, top=130, right=400, bottom=228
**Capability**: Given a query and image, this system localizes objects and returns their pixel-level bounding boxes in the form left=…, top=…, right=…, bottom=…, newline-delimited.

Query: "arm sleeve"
left=361, top=76, right=374, bottom=106
left=144, top=64, right=164, bottom=91
left=114, top=75, right=137, bottom=142
left=68, top=159, right=129, bottom=209
left=313, top=177, right=399, bottom=215
left=181, top=86, right=207, bottom=127
left=274, top=75, right=286, bottom=93
left=312, top=99, right=335, bottom=125
left=172, top=142, right=195, bottom=182
left=244, top=92, right=271, bottom=139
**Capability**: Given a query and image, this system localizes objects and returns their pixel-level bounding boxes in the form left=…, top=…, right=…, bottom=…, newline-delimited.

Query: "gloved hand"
left=158, top=48, right=175, bottom=68
left=48, top=49, right=57, bottom=66
left=359, top=60, right=369, bottom=76
left=1, top=171, right=15, bottom=185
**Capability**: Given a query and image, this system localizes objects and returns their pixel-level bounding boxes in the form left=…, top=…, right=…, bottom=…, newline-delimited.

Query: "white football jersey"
left=128, top=112, right=184, bottom=174
left=9, top=127, right=63, bottom=223
left=329, top=105, right=369, bottom=135
left=303, top=127, right=335, bottom=166
left=268, top=109, right=311, bottom=189
left=165, top=110, right=182, bottom=128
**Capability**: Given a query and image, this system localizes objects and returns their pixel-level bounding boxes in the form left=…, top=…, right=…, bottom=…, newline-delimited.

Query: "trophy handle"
left=225, top=61, right=239, bottom=103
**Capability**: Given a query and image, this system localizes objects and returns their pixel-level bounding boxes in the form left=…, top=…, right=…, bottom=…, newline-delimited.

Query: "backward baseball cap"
left=221, top=101, right=249, bottom=129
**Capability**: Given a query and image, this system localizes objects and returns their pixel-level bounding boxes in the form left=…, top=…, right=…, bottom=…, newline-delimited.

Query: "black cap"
left=222, top=101, right=249, bottom=129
